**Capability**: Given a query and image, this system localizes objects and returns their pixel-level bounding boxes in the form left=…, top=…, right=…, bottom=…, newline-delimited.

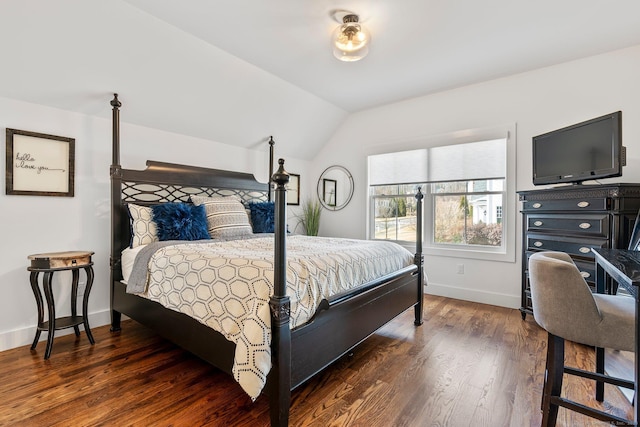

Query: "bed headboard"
left=120, top=160, right=268, bottom=205
left=109, top=94, right=269, bottom=281
left=110, top=160, right=269, bottom=280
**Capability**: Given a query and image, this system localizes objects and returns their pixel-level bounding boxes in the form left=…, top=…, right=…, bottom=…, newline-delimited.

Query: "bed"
left=108, top=94, right=425, bottom=426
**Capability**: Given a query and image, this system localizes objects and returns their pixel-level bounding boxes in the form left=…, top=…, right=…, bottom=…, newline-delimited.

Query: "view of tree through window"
left=371, top=184, right=419, bottom=242
left=370, top=180, right=504, bottom=247
left=432, top=180, right=503, bottom=246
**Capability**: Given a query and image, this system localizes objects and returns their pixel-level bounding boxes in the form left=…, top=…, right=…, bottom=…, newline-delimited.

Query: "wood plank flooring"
left=0, top=296, right=633, bottom=426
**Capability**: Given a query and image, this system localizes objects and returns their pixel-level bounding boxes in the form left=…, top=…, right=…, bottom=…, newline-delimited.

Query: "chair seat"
left=591, top=294, right=635, bottom=352
left=553, top=293, right=636, bottom=352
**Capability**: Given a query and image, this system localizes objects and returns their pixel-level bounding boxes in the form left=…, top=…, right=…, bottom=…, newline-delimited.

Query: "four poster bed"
left=108, top=94, right=424, bottom=426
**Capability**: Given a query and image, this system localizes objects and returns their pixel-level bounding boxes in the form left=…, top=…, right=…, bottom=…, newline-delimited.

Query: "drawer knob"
left=533, top=241, right=543, bottom=247
left=532, top=203, right=542, bottom=209
left=577, top=201, right=590, bottom=208
left=579, top=222, right=592, bottom=229
left=579, top=247, right=591, bottom=254
left=580, top=271, right=591, bottom=279
left=533, top=220, right=543, bottom=227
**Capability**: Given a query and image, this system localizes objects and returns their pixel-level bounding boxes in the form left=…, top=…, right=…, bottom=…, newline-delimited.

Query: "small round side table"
left=28, top=251, right=96, bottom=359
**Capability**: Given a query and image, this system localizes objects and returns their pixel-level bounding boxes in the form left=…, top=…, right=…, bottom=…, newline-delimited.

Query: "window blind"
left=368, top=148, right=428, bottom=186
left=368, top=138, right=506, bottom=185
left=428, top=138, right=506, bottom=182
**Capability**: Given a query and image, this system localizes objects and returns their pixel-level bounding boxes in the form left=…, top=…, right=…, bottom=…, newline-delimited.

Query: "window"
left=432, top=179, right=503, bottom=247
left=370, top=184, right=420, bottom=242
left=367, top=126, right=515, bottom=262
left=368, top=148, right=427, bottom=244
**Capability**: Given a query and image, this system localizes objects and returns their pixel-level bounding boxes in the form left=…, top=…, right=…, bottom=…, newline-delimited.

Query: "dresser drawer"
left=573, top=259, right=596, bottom=284
left=524, top=257, right=595, bottom=296
left=525, top=251, right=596, bottom=282
left=526, top=214, right=609, bottom=237
left=526, top=234, right=607, bottom=258
left=525, top=254, right=596, bottom=291
left=522, top=197, right=607, bottom=212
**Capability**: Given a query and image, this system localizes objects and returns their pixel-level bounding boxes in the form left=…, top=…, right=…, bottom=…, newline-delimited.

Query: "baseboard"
left=0, top=309, right=112, bottom=353
left=424, top=282, right=520, bottom=309
left=1, top=285, right=518, bottom=352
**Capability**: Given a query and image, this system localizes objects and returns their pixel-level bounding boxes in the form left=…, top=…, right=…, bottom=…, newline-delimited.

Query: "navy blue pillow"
left=151, top=202, right=211, bottom=241
left=249, top=202, right=275, bottom=233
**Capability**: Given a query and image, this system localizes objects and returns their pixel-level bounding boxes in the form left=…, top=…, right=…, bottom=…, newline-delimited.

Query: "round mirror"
left=317, top=165, right=354, bottom=211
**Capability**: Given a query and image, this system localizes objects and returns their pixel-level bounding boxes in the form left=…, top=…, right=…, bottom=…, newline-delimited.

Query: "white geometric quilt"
left=128, top=235, right=414, bottom=400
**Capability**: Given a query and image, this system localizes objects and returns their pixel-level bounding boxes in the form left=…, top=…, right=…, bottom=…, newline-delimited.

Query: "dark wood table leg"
left=29, top=271, right=43, bottom=350
left=595, top=263, right=605, bottom=401
left=71, top=269, right=81, bottom=337
left=42, top=271, right=56, bottom=360
left=83, top=266, right=95, bottom=344
left=635, top=292, right=639, bottom=425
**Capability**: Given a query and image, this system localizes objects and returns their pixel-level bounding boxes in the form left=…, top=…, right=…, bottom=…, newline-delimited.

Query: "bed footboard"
left=290, top=265, right=418, bottom=388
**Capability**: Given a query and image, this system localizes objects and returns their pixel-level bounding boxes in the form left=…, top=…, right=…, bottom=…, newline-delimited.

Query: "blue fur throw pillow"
left=249, top=201, right=275, bottom=233
left=151, top=202, right=211, bottom=241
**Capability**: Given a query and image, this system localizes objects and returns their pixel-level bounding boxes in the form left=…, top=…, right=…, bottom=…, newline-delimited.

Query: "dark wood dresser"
left=518, top=184, right=640, bottom=319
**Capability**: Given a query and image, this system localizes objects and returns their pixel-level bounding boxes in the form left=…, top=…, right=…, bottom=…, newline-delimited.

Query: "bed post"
left=269, top=158, right=291, bottom=426
left=110, top=93, right=123, bottom=332
left=268, top=136, right=275, bottom=202
left=414, top=187, right=424, bottom=326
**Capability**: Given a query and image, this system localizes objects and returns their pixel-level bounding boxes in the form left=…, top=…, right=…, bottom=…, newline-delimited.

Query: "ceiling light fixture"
left=333, top=14, right=370, bottom=62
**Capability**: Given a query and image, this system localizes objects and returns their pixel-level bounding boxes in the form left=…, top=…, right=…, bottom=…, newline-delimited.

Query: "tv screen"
left=532, top=111, right=622, bottom=185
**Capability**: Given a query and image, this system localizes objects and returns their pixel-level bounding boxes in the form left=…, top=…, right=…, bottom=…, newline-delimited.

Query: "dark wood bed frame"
left=108, top=94, right=424, bottom=426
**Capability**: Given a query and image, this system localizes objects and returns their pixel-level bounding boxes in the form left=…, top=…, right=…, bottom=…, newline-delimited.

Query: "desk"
left=28, top=251, right=96, bottom=359
left=592, top=248, right=639, bottom=425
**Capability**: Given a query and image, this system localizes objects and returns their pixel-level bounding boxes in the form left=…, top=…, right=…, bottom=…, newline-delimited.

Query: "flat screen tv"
left=532, top=111, right=623, bottom=185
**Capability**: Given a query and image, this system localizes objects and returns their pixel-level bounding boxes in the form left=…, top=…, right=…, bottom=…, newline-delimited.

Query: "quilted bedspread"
left=127, top=235, right=414, bottom=400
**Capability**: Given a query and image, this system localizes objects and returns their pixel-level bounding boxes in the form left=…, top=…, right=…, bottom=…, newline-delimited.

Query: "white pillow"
left=127, top=203, right=158, bottom=248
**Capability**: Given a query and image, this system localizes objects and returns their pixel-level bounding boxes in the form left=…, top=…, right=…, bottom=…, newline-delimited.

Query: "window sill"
left=423, top=245, right=515, bottom=263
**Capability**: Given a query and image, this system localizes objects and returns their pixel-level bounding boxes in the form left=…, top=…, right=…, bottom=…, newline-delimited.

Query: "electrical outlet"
left=456, top=264, right=464, bottom=274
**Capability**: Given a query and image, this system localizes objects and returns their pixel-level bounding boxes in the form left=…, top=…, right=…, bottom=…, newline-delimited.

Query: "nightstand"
left=28, top=251, right=96, bottom=359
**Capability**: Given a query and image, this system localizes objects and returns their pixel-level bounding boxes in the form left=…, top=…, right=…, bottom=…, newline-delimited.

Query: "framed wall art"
left=6, top=128, right=75, bottom=197
left=286, top=173, right=300, bottom=205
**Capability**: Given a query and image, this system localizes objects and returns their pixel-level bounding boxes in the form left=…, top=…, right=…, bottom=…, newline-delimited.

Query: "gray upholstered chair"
left=528, top=251, right=635, bottom=426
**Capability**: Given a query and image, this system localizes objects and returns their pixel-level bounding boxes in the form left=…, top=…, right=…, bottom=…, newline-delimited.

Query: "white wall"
left=3, top=45, right=639, bottom=353
left=0, top=96, right=309, bottom=352
left=310, top=45, right=640, bottom=308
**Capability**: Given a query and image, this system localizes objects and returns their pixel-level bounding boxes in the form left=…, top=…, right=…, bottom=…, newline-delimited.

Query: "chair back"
left=528, top=251, right=601, bottom=342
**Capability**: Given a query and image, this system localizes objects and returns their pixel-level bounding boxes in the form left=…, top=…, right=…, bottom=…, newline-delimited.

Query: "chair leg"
left=542, top=333, right=565, bottom=427
left=541, top=342, right=551, bottom=411
left=595, top=347, right=605, bottom=401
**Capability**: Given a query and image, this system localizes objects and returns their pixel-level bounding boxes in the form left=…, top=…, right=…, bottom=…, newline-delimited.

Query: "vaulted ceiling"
left=1, top=0, right=640, bottom=159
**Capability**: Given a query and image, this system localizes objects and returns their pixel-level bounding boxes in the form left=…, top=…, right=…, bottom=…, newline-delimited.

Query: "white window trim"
left=366, top=123, right=517, bottom=263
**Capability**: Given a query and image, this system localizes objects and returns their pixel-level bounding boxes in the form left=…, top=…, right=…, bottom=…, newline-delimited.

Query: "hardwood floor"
left=0, top=296, right=633, bottom=426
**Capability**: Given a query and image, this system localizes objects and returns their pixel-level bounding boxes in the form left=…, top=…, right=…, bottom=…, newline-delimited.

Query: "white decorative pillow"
left=127, top=203, right=159, bottom=248
left=190, top=195, right=253, bottom=238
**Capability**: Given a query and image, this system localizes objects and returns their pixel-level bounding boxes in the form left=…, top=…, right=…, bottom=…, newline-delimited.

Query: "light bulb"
left=332, top=14, right=370, bottom=62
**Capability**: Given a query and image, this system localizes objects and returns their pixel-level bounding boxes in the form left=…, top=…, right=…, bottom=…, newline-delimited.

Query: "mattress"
left=124, top=235, right=415, bottom=399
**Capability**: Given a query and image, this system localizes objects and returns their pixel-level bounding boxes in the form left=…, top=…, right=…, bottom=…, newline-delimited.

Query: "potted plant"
left=298, top=198, right=322, bottom=236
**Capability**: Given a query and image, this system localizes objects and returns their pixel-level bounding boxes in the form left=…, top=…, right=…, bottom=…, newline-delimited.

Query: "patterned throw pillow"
left=190, top=195, right=253, bottom=238
left=151, top=202, right=211, bottom=241
left=127, top=203, right=159, bottom=248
